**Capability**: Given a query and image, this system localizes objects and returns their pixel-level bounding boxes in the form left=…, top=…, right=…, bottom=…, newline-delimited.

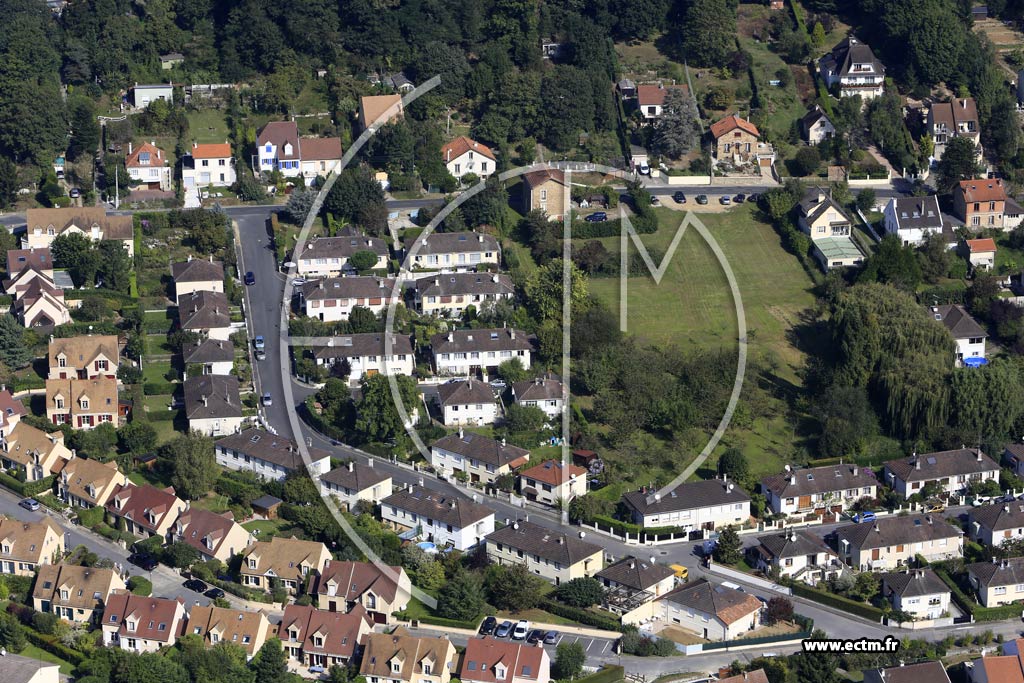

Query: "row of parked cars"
left=478, top=616, right=558, bottom=644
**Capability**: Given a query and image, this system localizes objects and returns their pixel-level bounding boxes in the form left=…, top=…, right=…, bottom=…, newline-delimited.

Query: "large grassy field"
left=582, top=204, right=818, bottom=481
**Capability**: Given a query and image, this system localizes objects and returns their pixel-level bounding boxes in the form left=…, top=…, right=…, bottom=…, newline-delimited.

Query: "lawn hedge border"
left=539, top=599, right=621, bottom=632
left=788, top=581, right=884, bottom=621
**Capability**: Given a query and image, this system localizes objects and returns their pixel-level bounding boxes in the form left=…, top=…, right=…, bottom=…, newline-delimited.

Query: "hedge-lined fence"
left=788, top=581, right=884, bottom=621
left=539, top=600, right=621, bottom=632
left=0, top=473, right=55, bottom=498
left=391, top=611, right=479, bottom=631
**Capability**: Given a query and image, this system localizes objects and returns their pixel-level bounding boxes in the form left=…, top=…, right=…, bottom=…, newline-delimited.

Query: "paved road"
left=0, top=488, right=221, bottom=610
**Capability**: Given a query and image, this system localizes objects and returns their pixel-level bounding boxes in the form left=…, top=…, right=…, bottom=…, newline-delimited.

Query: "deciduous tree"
left=166, top=432, right=218, bottom=500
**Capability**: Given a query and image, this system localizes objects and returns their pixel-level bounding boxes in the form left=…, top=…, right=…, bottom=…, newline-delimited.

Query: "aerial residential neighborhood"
left=5, top=0, right=1024, bottom=682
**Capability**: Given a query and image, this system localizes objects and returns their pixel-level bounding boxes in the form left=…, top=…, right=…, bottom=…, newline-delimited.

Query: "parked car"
left=495, top=620, right=514, bottom=638
left=19, top=498, right=40, bottom=512
left=670, top=564, right=689, bottom=580
left=719, top=196, right=732, bottom=206
left=673, top=192, right=687, bottom=204
left=512, top=620, right=529, bottom=640
left=184, top=579, right=208, bottom=593
left=244, top=271, right=255, bottom=286
left=925, top=501, right=945, bottom=513
left=479, top=616, right=498, bottom=635
left=973, top=496, right=992, bottom=507
left=527, top=629, right=545, bottom=644
left=733, top=194, right=746, bottom=203
left=853, top=511, right=877, bottom=523
left=543, top=630, right=559, bottom=644
left=638, top=162, right=650, bottom=175
left=584, top=211, right=608, bottom=222
left=128, top=553, right=158, bottom=571
left=204, top=587, right=226, bottom=599
left=254, top=336, right=265, bottom=350
left=262, top=393, right=273, bottom=406
left=748, top=193, right=761, bottom=204
left=292, top=277, right=306, bottom=286
left=69, top=188, right=81, bottom=199
left=696, top=195, right=709, bottom=205
left=255, top=349, right=267, bottom=361
left=489, top=379, right=507, bottom=389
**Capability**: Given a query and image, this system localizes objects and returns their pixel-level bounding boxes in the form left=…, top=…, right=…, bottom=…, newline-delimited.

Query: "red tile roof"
left=967, top=238, right=997, bottom=253
left=316, top=560, right=407, bottom=603
left=519, top=460, right=586, bottom=487
left=104, top=592, right=185, bottom=644
left=125, top=142, right=168, bottom=168
left=636, top=84, right=688, bottom=107
left=106, top=483, right=181, bottom=534
left=191, top=143, right=232, bottom=159
left=172, top=507, right=243, bottom=558
left=301, top=137, right=343, bottom=161
left=280, top=604, right=371, bottom=660
left=710, top=115, right=761, bottom=140
left=958, top=178, right=1008, bottom=203
left=441, top=136, right=496, bottom=163
left=460, top=638, right=547, bottom=683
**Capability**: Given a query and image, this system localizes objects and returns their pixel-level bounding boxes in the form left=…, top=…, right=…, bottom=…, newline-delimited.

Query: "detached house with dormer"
left=58, top=456, right=127, bottom=508
left=33, top=564, right=125, bottom=624
left=186, top=605, right=272, bottom=660
left=105, top=483, right=187, bottom=539
left=0, top=518, right=64, bottom=576
left=1, top=422, right=73, bottom=482
left=46, top=377, right=118, bottom=429
left=240, top=536, right=332, bottom=594
left=460, top=638, right=550, bottom=683
left=48, top=335, right=119, bottom=380
left=819, top=36, right=886, bottom=100
left=485, top=520, right=604, bottom=585
left=761, top=463, right=878, bottom=516
left=883, top=448, right=999, bottom=499
left=381, top=486, right=495, bottom=551
left=315, top=560, right=412, bottom=624
left=931, top=304, right=987, bottom=365
left=442, top=136, right=496, bottom=181
left=101, top=593, right=186, bottom=653
left=883, top=196, right=948, bottom=247
left=170, top=507, right=252, bottom=563
left=256, top=121, right=301, bottom=176
left=125, top=141, right=172, bottom=191
left=360, top=628, right=458, bottom=683
left=797, top=187, right=865, bottom=269
left=928, top=98, right=981, bottom=163
left=25, top=207, right=134, bottom=257
left=280, top=604, right=373, bottom=669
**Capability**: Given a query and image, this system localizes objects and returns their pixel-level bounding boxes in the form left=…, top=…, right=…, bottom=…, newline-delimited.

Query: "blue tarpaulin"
left=964, top=357, right=988, bottom=367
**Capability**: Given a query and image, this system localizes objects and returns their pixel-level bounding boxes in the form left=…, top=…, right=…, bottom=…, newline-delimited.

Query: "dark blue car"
left=584, top=212, right=608, bottom=222
left=244, top=271, right=255, bottom=285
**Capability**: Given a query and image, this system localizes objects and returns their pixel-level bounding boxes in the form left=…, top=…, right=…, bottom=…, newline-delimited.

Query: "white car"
left=262, top=393, right=273, bottom=406
left=512, top=620, right=529, bottom=640
left=638, top=163, right=650, bottom=175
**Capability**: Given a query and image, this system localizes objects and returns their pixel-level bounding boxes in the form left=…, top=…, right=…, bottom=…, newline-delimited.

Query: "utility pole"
left=114, top=161, right=119, bottom=210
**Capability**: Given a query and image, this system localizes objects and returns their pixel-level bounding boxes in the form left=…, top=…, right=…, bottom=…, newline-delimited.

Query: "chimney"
left=977, top=450, right=983, bottom=462
left=367, top=459, right=373, bottom=468
left=348, top=461, right=354, bottom=473
left=202, top=396, right=208, bottom=407
left=447, top=332, right=453, bottom=342
left=789, top=475, right=797, bottom=485
left=915, top=458, right=921, bottom=470
left=128, top=142, right=133, bottom=155
left=193, top=141, right=198, bottom=149
left=434, top=278, right=439, bottom=286
left=187, top=253, right=193, bottom=262
left=492, top=274, right=499, bottom=283
left=458, top=427, right=464, bottom=438
left=852, top=466, right=858, bottom=476
left=962, top=99, right=968, bottom=109
left=478, top=234, right=483, bottom=243
left=501, top=438, right=506, bottom=448
left=510, top=330, right=515, bottom=340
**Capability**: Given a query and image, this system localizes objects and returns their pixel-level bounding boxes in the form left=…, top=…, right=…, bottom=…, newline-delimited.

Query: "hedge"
left=52, top=322, right=120, bottom=337
left=574, top=667, right=624, bottom=683
left=0, top=295, right=12, bottom=307
left=933, top=567, right=1024, bottom=621
left=65, top=289, right=137, bottom=305
left=539, top=600, right=621, bottom=632
left=392, top=611, right=479, bottom=630
left=788, top=581, right=885, bottom=621
left=210, top=577, right=273, bottom=603
left=9, top=375, right=46, bottom=392
left=23, top=476, right=56, bottom=498
left=127, top=576, right=153, bottom=596
left=148, top=408, right=179, bottom=422
left=0, top=471, right=26, bottom=496
left=25, top=630, right=87, bottom=666
left=144, top=381, right=179, bottom=395
left=590, top=514, right=685, bottom=537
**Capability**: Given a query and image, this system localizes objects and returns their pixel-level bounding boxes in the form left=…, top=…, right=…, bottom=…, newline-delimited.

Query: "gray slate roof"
left=301, top=276, right=398, bottom=301
left=821, top=36, right=885, bottom=79
left=412, top=272, right=514, bottom=298
left=183, top=338, right=234, bottom=364
left=880, top=569, right=949, bottom=598
left=431, top=431, right=529, bottom=468
left=321, top=462, right=391, bottom=491
left=179, top=290, right=231, bottom=331
left=888, top=196, right=944, bottom=231
left=622, top=479, right=750, bottom=516
left=298, top=235, right=389, bottom=260
left=485, top=520, right=603, bottom=565
left=799, top=187, right=853, bottom=225
left=311, top=333, right=413, bottom=361
left=437, top=379, right=497, bottom=407
left=835, top=514, right=962, bottom=551
left=800, top=105, right=832, bottom=131
left=183, top=374, right=241, bottom=420
left=595, top=556, right=674, bottom=591
left=416, top=231, right=500, bottom=256
left=215, top=428, right=330, bottom=469
left=757, top=530, right=837, bottom=560
left=171, top=258, right=224, bottom=283
left=431, top=328, right=535, bottom=355
left=4, top=652, right=61, bottom=683
left=866, top=662, right=950, bottom=683
left=884, top=448, right=997, bottom=483
left=931, top=304, right=986, bottom=340
left=966, top=558, right=1024, bottom=589
left=382, top=486, right=494, bottom=528
left=969, top=501, right=1024, bottom=532
left=761, top=463, right=876, bottom=498
left=512, top=378, right=563, bottom=403
left=660, top=579, right=763, bottom=625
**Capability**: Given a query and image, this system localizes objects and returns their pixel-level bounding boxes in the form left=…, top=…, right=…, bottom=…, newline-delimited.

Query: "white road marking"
left=586, top=639, right=595, bottom=652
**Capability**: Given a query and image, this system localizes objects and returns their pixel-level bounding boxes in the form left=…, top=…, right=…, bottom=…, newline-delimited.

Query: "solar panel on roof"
left=927, top=457, right=936, bottom=465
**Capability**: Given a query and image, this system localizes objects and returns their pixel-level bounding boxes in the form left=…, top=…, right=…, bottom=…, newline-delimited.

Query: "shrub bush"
left=127, top=576, right=153, bottom=596
left=539, top=600, right=621, bottom=632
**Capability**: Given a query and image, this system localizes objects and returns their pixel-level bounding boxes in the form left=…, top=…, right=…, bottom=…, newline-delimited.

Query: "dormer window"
left=424, top=664, right=432, bottom=675
left=60, top=589, right=68, bottom=599
left=248, top=559, right=257, bottom=569
left=57, top=357, right=66, bottom=368
left=392, top=663, right=401, bottom=674
left=80, top=399, right=89, bottom=410
left=55, top=398, right=64, bottom=410
left=314, top=636, right=323, bottom=647
left=139, top=152, right=151, bottom=166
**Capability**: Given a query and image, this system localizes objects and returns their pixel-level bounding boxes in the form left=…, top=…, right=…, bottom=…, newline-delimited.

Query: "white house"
left=300, top=276, right=399, bottom=323
left=215, top=428, right=331, bottom=481
left=485, top=520, right=604, bottom=585
left=125, top=142, right=172, bottom=191
left=931, top=304, right=986, bottom=365
left=621, top=479, right=751, bottom=531
left=818, top=36, right=885, bottom=100
left=761, top=463, right=878, bottom=516
left=518, top=460, right=588, bottom=507
left=296, top=235, right=390, bottom=278
left=966, top=558, right=1024, bottom=607
left=441, top=137, right=496, bottom=180
left=429, top=431, right=529, bottom=486
left=257, top=121, right=302, bottom=177
left=880, top=569, right=951, bottom=620
left=182, top=338, right=235, bottom=376
left=410, top=272, right=515, bottom=317
left=622, top=579, right=763, bottom=641
left=436, top=379, right=498, bottom=426
left=183, top=143, right=236, bottom=188
left=131, top=83, right=173, bottom=108
left=883, top=448, right=999, bottom=499
left=183, top=374, right=243, bottom=437
left=171, top=256, right=224, bottom=304
left=431, top=328, right=534, bottom=377
left=801, top=105, right=836, bottom=145
left=381, top=486, right=495, bottom=551
left=102, top=593, right=186, bottom=653
left=319, top=461, right=393, bottom=510
left=968, top=502, right=1024, bottom=547
left=884, top=196, right=947, bottom=246
left=835, top=514, right=963, bottom=571
left=636, top=84, right=688, bottom=120
left=511, top=377, right=563, bottom=419
left=309, top=333, right=414, bottom=388
left=751, top=530, right=841, bottom=586
left=408, top=231, right=501, bottom=272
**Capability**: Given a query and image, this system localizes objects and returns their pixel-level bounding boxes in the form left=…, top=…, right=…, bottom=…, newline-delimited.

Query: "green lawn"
left=143, top=394, right=177, bottom=413
left=19, top=644, right=75, bottom=675
left=243, top=518, right=293, bottom=538
left=187, top=109, right=231, bottom=145
left=151, top=417, right=182, bottom=446
left=192, top=493, right=231, bottom=513
left=143, top=360, right=174, bottom=383
left=146, top=333, right=174, bottom=355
